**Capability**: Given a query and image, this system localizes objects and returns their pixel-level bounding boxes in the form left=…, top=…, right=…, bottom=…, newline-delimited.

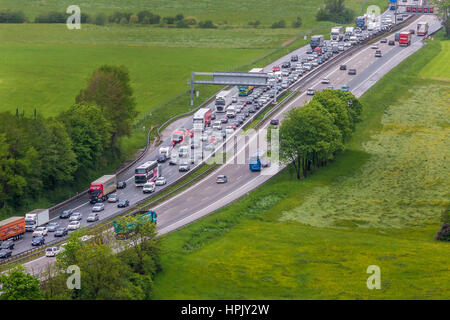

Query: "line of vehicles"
left=2, top=8, right=425, bottom=260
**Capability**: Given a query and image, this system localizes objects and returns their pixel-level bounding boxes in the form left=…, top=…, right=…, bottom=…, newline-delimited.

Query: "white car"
left=307, top=88, right=315, bottom=95
left=225, top=126, right=234, bottom=135
left=92, top=203, right=104, bottom=212
left=46, top=246, right=59, bottom=257
left=69, top=212, right=83, bottom=221
left=33, top=227, right=48, bottom=237
left=321, top=78, right=330, bottom=84
left=155, top=177, right=167, bottom=186
left=143, top=181, right=156, bottom=193
left=67, top=221, right=81, bottom=231
left=371, top=44, right=379, bottom=49
left=212, top=120, right=222, bottom=130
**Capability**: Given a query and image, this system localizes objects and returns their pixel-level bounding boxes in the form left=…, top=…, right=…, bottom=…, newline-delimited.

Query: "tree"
left=115, top=215, right=161, bottom=275
left=175, top=14, right=184, bottom=21
left=430, top=0, right=450, bottom=38
left=316, top=0, right=354, bottom=23
left=76, top=65, right=137, bottom=147
left=129, top=14, right=139, bottom=25
left=271, top=20, right=286, bottom=28
left=94, top=12, right=106, bottom=26
left=292, top=16, right=302, bottom=28
left=198, top=20, right=217, bottom=29
left=0, top=266, right=42, bottom=300
left=176, top=19, right=189, bottom=28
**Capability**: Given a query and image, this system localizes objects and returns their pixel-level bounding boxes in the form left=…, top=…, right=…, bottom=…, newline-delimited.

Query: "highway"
left=4, top=8, right=442, bottom=274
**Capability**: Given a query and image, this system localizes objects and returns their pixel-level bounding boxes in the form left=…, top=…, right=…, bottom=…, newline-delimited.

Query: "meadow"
left=151, top=32, right=450, bottom=299
left=1, top=0, right=387, bottom=26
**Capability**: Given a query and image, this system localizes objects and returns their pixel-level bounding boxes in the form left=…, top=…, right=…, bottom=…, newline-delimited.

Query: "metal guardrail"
left=1, top=14, right=420, bottom=268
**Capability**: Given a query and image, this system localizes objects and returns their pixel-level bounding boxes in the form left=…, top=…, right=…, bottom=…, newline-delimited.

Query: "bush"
left=198, top=20, right=217, bottom=29
left=0, top=10, right=27, bottom=23
left=163, top=16, right=175, bottom=24
left=248, top=20, right=261, bottom=28
left=316, top=8, right=330, bottom=21
left=94, top=13, right=106, bottom=26
left=175, top=14, right=184, bottom=21
left=109, top=11, right=132, bottom=24
left=271, top=20, right=286, bottom=29
left=292, top=16, right=302, bottom=28
left=120, top=17, right=128, bottom=25
left=435, top=224, right=450, bottom=242
left=176, top=19, right=189, bottom=28
left=34, top=11, right=66, bottom=23
left=129, top=14, right=139, bottom=25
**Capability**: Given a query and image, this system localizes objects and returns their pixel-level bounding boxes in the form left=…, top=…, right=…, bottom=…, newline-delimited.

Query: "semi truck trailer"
left=193, top=108, right=212, bottom=131
left=89, top=175, right=117, bottom=204
left=0, top=216, right=25, bottom=241
left=25, top=209, right=49, bottom=232
left=310, top=35, right=324, bottom=49
left=215, top=89, right=234, bottom=112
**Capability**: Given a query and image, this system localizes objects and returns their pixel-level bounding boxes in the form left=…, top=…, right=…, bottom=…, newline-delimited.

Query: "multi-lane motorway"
left=8, top=9, right=441, bottom=274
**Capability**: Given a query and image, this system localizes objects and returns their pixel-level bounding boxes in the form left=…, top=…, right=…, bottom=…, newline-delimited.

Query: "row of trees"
left=0, top=65, right=137, bottom=214
left=316, top=0, right=355, bottom=24
left=278, top=89, right=362, bottom=179
left=0, top=216, right=161, bottom=300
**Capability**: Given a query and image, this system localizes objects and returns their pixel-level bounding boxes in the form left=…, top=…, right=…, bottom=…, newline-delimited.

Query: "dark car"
left=375, top=50, right=382, bottom=57
left=156, top=153, right=166, bottom=163
left=220, top=117, right=228, bottom=124
left=409, top=29, right=415, bottom=35
left=248, top=106, right=256, bottom=113
left=340, top=64, right=347, bottom=70
left=60, top=209, right=74, bottom=219
left=270, top=119, right=280, bottom=126
left=388, top=40, right=395, bottom=46
left=348, top=69, right=357, bottom=75
left=281, top=61, right=291, bottom=68
left=31, top=236, right=45, bottom=246
left=117, top=181, right=127, bottom=189
left=117, top=199, right=130, bottom=208
left=1, top=240, right=14, bottom=250
left=380, top=38, right=387, bottom=43
left=54, top=227, right=68, bottom=237
left=0, top=249, right=12, bottom=259
left=216, top=175, right=228, bottom=184
left=245, top=97, right=254, bottom=104
left=290, top=55, right=298, bottom=62
left=236, top=117, right=244, bottom=125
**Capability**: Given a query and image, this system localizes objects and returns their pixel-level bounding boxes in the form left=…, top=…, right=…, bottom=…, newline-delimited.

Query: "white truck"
left=331, top=26, right=344, bottom=41
left=25, top=209, right=49, bottom=232
left=192, top=108, right=212, bottom=131
left=215, top=89, right=234, bottom=112
left=345, top=27, right=354, bottom=37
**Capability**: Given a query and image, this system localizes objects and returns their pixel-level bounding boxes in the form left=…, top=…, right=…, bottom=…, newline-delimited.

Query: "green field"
left=151, top=32, right=450, bottom=299
left=1, top=0, right=387, bottom=26
left=420, top=40, right=450, bottom=82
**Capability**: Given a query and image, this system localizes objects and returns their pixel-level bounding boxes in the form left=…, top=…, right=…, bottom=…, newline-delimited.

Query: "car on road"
left=216, top=175, right=228, bottom=184
left=108, top=193, right=119, bottom=203
left=388, top=40, right=395, bottom=46
left=179, top=146, right=189, bottom=158
left=212, top=120, right=222, bottom=130
left=156, top=153, right=166, bottom=163
left=117, top=181, right=127, bottom=189
left=179, top=162, right=190, bottom=172
left=340, top=64, right=347, bottom=70
left=290, top=55, right=298, bottom=62
left=270, top=119, right=279, bottom=126
left=46, top=247, right=60, bottom=257
left=375, top=50, right=382, bottom=57
left=307, top=88, right=315, bottom=96
left=169, top=154, right=178, bottom=165
left=92, top=203, right=105, bottom=212
left=380, top=38, right=388, bottom=43
left=281, top=61, right=291, bottom=69
left=409, top=29, right=415, bottom=35
left=31, top=236, right=45, bottom=246
left=0, top=249, right=12, bottom=258
left=341, top=85, right=350, bottom=92
left=60, top=209, right=74, bottom=219
left=117, top=199, right=130, bottom=208
left=348, top=69, right=357, bottom=75
left=54, top=227, right=68, bottom=237
left=321, top=78, right=330, bottom=84
left=338, top=45, right=344, bottom=51
left=155, top=176, right=167, bottom=186
left=47, top=222, right=59, bottom=232
left=33, top=226, right=48, bottom=237
left=371, top=44, right=379, bottom=49
left=87, top=212, right=99, bottom=222
left=327, top=85, right=334, bottom=90
left=1, top=240, right=14, bottom=250
left=225, top=126, right=234, bottom=135
left=69, top=212, right=83, bottom=221
left=272, top=65, right=280, bottom=72
left=67, top=221, right=81, bottom=231
left=143, top=182, right=156, bottom=194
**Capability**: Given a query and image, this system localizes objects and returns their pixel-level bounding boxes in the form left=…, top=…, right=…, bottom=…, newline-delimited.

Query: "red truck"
left=89, top=174, right=117, bottom=204
left=0, top=216, right=26, bottom=241
left=314, top=47, right=322, bottom=56
left=398, top=31, right=411, bottom=47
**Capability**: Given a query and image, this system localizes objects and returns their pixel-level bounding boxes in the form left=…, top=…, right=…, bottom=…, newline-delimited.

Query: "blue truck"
left=389, top=0, right=397, bottom=10
left=249, top=151, right=264, bottom=171
left=356, top=16, right=367, bottom=30
left=113, top=210, right=157, bottom=239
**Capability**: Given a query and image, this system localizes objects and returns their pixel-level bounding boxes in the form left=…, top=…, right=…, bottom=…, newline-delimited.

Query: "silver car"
left=92, top=203, right=104, bottom=212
